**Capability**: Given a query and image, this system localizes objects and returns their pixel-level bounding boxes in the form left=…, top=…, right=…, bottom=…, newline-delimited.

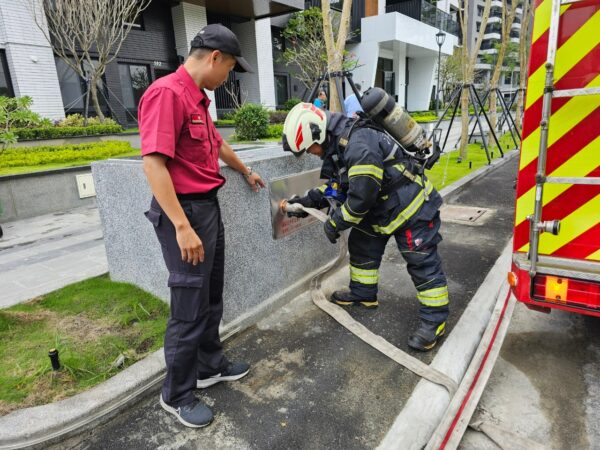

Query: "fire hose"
left=280, top=200, right=458, bottom=396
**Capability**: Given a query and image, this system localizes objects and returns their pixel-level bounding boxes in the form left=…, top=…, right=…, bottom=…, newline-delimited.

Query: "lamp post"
left=435, top=30, right=446, bottom=117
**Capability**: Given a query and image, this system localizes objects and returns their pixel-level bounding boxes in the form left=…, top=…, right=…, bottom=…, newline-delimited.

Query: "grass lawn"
left=427, top=133, right=517, bottom=190
left=0, top=149, right=140, bottom=176
left=0, top=275, right=168, bottom=416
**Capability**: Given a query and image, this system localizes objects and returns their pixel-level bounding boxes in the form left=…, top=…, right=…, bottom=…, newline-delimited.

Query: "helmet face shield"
left=282, top=103, right=327, bottom=156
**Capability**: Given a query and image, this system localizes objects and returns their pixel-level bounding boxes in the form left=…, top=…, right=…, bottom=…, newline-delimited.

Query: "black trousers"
left=348, top=212, right=449, bottom=324
left=145, top=196, right=228, bottom=407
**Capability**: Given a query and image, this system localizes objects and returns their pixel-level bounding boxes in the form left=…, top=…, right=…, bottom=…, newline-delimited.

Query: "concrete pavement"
left=0, top=205, right=107, bottom=308
left=40, top=155, right=519, bottom=449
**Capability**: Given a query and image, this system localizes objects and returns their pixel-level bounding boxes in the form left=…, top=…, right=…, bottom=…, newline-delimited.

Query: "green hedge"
left=214, top=119, right=235, bottom=127
left=0, top=141, right=133, bottom=168
left=234, top=103, right=270, bottom=141
left=267, top=124, right=284, bottom=139
left=13, top=124, right=123, bottom=141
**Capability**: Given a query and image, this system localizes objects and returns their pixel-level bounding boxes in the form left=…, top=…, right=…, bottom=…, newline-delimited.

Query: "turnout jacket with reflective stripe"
left=312, top=113, right=443, bottom=236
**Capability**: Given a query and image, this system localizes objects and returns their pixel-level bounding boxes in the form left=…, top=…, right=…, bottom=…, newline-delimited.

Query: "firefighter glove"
left=286, top=195, right=311, bottom=218
left=324, top=219, right=340, bottom=244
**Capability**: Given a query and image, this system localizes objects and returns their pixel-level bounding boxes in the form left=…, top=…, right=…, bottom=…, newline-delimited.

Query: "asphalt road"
left=53, top=156, right=518, bottom=450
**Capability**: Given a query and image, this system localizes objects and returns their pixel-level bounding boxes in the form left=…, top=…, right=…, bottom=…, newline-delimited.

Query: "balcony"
left=385, top=0, right=460, bottom=36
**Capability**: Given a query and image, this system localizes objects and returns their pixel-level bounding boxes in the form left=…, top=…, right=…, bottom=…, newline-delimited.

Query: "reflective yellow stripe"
left=586, top=249, right=600, bottom=261
left=515, top=135, right=600, bottom=226
left=348, top=165, right=383, bottom=180
left=526, top=8, right=599, bottom=110
left=329, top=218, right=337, bottom=228
left=350, top=266, right=379, bottom=285
left=317, top=184, right=327, bottom=193
left=372, top=180, right=434, bottom=235
left=519, top=195, right=600, bottom=254
left=417, top=286, right=449, bottom=307
left=341, top=204, right=363, bottom=224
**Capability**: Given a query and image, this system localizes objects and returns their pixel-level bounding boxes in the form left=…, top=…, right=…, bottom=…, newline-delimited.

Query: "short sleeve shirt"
left=138, top=66, right=225, bottom=194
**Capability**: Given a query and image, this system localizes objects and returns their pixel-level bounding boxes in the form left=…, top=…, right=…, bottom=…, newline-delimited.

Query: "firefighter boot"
left=331, top=290, right=379, bottom=309
left=407, top=320, right=446, bottom=351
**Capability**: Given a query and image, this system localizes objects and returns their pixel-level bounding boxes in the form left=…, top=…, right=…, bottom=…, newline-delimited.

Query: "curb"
left=0, top=149, right=519, bottom=449
left=377, top=242, right=513, bottom=449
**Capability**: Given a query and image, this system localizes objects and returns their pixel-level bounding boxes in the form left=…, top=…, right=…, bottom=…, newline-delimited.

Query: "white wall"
left=232, top=19, right=276, bottom=109
left=171, top=2, right=217, bottom=119
left=407, top=56, right=437, bottom=111
left=0, top=0, right=64, bottom=120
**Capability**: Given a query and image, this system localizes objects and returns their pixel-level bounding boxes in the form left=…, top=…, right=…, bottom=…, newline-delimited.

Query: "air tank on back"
left=360, top=87, right=429, bottom=154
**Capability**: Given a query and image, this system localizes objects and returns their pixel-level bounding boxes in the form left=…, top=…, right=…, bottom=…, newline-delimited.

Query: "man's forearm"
left=219, top=140, right=248, bottom=174
left=143, top=155, right=189, bottom=230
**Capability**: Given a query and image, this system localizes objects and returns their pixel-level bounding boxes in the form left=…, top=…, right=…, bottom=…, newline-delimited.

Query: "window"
left=275, top=74, right=289, bottom=108
left=272, top=27, right=285, bottom=53
left=477, top=5, right=484, bottom=16
left=124, top=10, right=144, bottom=30
left=0, top=50, right=14, bottom=97
left=55, top=57, right=110, bottom=115
left=504, top=72, right=513, bottom=85
left=119, top=64, right=150, bottom=114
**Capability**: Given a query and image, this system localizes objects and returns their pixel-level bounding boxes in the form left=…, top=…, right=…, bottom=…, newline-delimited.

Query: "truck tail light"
left=533, top=274, right=600, bottom=310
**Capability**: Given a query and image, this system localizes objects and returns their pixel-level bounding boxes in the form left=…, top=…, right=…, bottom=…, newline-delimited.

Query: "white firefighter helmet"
left=282, top=102, right=327, bottom=156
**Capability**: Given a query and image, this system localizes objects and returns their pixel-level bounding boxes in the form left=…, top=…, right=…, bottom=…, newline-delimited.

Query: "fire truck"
left=509, top=0, right=600, bottom=316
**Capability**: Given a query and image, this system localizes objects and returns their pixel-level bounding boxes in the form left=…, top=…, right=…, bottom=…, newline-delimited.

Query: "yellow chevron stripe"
left=518, top=195, right=600, bottom=253
left=586, top=249, right=600, bottom=261
left=520, top=74, right=600, bottom=171
left=515, top=135, right=600, bottom=226
left=531, top=0, right=569, bottom=45
left=526, top=9, right=600, bottom=110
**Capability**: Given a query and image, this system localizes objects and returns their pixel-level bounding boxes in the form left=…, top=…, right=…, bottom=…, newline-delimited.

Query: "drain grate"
left=440, top=205, right=495, bottom=226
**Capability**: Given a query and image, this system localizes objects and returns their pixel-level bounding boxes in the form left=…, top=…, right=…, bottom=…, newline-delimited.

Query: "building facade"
left=0, top=0, right=461, bottom=123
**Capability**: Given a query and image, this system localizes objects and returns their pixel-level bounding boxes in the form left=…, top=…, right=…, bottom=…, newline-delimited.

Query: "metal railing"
left=385, top=0, right=460, bottom=36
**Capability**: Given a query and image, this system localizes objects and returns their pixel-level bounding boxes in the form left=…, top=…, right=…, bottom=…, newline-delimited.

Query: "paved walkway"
left=0, top=206, right=106, bottom=308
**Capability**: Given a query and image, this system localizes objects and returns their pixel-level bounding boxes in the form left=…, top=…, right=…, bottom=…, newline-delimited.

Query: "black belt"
left=176, top=187, right=220, bottom=201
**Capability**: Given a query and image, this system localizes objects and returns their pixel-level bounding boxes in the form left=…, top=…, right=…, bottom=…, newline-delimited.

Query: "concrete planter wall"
left=0, top=167, right=96, bottom=222
left=92, top=146, right=338, bottom=325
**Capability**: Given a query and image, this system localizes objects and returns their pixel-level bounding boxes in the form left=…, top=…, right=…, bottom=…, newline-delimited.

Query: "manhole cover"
left=440, top=205, right=495, bottom=226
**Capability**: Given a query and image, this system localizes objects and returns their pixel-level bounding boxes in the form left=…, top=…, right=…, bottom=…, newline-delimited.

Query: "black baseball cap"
left=190, top=24, right=254, bottom=73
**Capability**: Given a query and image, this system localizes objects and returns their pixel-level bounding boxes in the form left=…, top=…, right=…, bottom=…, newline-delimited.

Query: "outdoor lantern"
left=436, top=30, right=446, bottom=47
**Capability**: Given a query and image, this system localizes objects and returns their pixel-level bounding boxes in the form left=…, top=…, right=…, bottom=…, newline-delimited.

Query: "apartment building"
left=471, top=0, right=523, bottom=99
left=0, top=0, right=458, bottom=123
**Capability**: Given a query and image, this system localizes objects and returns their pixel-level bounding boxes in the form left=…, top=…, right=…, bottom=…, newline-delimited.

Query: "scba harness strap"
left=337, top=117, right=421, bottom=195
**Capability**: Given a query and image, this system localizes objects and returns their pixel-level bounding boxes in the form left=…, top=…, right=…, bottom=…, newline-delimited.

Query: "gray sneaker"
left=197, top=361, right=250, bottom=389
left=159, top=395, right=213, bottom=428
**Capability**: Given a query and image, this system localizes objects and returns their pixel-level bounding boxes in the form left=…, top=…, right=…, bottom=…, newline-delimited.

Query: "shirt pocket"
left=180, top=124, right=211, bottom=165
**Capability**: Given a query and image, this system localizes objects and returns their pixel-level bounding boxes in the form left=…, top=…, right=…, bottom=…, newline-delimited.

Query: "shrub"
left=267, top=124, right=284, bottom=139
left=220, top=111, right=236, bottom=121
left=13, top=124, right=123, bottom=140
left=57, top=114, right=119, bottom=127
left=268, top=110, right=288, bottom=124
left=284, top=97, right=302, bottom=110
left=234, top=103, right=269, bottom=140
left=0, top=96, right=45, bottom=130
left=0, top=141, right=133, bottom=168
left=214, top=119, right=235, bottom=127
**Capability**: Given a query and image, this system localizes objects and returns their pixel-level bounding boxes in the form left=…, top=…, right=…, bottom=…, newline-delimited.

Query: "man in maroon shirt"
left=139, top=24, right=265, bottom=428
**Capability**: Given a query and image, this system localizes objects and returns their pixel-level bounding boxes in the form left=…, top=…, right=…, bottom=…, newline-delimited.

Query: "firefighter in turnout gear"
left=282, top=102, right=449, bottom=351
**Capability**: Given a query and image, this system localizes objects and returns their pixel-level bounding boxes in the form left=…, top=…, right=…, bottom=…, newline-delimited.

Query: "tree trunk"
left=89, top=78, right=105, bottom=122
left=322, top=0, right=352, bottom=113
left=459, top=87, right=470, bottom=161
left=516, top=0, right=532, bottom=132
left=458, top=0, right=493, bottom=160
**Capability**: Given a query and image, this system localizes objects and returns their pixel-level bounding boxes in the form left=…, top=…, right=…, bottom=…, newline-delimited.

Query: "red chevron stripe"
left=514, top=166, right=600, bottom=250
left=529, top=4, right=600, bottom=75
left=522, top=43, right=600, bottom=140
left=552, top=221, right=600, bottom=259
left=517, top=106, right=600, bottom=198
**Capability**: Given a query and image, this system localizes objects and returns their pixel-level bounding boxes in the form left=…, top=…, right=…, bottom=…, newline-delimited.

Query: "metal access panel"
left=269, top=169, right=323, bottom=239
left=76, top=173, right=96, bottom=199
left=440, top=205, right=495, bottom=226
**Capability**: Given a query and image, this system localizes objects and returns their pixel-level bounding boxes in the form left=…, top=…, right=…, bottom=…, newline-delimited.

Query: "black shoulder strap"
left=338, top=118, right=384, bottom=151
